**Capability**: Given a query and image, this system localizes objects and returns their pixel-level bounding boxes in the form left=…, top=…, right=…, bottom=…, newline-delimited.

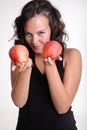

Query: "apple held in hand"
left=9, top=45, right=29, bottom=65
left=42, top=40, right=62, bottom=60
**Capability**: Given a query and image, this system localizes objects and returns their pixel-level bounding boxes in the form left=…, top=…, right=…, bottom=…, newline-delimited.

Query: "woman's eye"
left=25, top=32, right=32, bottom=37
left=38, top=31, right=45, bottom=36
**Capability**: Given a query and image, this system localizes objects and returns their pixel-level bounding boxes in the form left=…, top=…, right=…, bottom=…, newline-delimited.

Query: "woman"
left=10, top=0, right=82, bottom=129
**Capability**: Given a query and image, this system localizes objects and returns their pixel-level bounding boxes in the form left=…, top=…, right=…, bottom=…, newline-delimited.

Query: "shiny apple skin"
left=9, top=45, right=29, bottom=64
left=42, top=40, right=62, bottom=60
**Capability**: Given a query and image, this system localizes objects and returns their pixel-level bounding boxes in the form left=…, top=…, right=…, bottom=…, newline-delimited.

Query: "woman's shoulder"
left=63, top=48, right=82, bottom=68
left=64, top=48, right=81, bottom=57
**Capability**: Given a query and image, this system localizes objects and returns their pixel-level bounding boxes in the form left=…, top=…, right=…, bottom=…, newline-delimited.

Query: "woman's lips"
left=32, top=45, right=41, bottom=50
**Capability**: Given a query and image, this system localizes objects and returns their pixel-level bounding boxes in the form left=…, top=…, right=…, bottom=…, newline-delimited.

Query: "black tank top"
left=16, top=55, right=77, bottom=130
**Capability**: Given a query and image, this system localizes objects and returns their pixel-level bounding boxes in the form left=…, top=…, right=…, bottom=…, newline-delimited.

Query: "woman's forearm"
left=45, top=63, right=71, bottom=114
left=11, top=67, right=32, bottom=108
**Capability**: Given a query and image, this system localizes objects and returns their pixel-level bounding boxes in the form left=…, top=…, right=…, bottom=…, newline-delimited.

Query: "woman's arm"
left=11, top=58, right=32, bottom=108
left=44, top=48, right=82, bottom=114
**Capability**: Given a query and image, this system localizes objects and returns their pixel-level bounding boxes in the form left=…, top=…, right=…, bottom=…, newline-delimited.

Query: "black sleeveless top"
left=16, top=55, right=77, bottom=130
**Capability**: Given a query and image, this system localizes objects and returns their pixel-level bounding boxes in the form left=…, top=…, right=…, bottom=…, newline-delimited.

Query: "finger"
left=58, top=56, right=62, bottom=61
left=12, top=64, right=16, bottom=71
left=27, top=59, right=33, bottom=67
left=44, top=58, right=48, bottom=62
left=47, top=57, right=54, bottom=65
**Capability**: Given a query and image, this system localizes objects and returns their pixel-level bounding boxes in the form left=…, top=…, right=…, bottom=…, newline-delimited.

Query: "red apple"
left=9, top=45, right=29, bottom=65
left=42, top=40, right=62, bottom=60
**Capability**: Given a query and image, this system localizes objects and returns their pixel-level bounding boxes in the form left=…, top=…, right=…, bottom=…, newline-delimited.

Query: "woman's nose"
left=32, top=35, right=38, bottom=45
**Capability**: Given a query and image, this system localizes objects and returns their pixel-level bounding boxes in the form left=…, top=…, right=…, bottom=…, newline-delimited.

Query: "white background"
left=0, top=0, right=87, bottom=130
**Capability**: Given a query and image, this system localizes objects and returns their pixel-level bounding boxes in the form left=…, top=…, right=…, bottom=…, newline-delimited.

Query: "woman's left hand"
left=43, top=56, right=62, bottom=65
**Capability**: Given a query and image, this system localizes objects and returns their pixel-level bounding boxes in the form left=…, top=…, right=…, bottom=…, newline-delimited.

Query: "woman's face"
left=24, top=14, right=51, bottom=54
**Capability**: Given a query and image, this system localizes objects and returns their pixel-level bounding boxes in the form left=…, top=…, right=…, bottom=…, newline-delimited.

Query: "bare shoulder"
left=63, top=48, right=82, bottom=68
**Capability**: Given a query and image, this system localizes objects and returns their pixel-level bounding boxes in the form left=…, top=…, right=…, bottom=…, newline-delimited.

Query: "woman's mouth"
left=32, top=45, right=41, bottom=50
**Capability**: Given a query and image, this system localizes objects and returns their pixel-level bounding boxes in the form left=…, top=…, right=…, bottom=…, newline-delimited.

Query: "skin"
left=11, top=14, right=82, bottom=114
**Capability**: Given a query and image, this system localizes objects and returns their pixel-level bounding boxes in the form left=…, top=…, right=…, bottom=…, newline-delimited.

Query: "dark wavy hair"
left=13, top=0, right=68, bottom=55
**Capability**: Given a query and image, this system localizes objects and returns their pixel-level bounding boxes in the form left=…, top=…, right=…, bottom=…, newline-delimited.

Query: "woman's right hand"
left=11, top=58, right=33, bottom=72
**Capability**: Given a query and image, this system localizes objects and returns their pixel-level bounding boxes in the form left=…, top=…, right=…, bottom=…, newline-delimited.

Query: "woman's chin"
left=33, top=50, right=42, bottom=55
left=32, top=48, right=42, bottom=54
